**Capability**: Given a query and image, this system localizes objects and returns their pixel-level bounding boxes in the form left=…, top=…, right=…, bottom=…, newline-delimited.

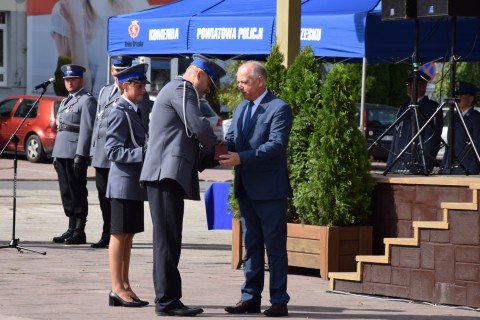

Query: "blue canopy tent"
left=107, top=0, right=224, bottom=56
left=107, top=0, right=480, bottom=127
left=108, top=0, right=480, bottom=62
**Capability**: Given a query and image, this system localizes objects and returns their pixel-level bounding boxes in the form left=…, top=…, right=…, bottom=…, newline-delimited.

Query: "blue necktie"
left=243, top=101, right=254, bottom=135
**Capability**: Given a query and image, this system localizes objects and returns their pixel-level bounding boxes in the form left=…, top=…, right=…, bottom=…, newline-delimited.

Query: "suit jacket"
left=440, top=108, right=480, bottom=174
left=140, top=76, right=217, bottom=200
left=224, top=90, right=293, bottom=200
left=90, top=84, right=119, bottom=168
left=105, top=97, right=149, bottom=201
left=52, top=88, right=97, bottom=159
left=386, top=96, right=443, bottom=173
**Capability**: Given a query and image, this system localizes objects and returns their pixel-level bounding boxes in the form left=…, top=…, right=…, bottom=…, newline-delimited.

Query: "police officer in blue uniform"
left=90, top=55, right=135, bottom=249
left=52, top=64, right=97, bottom=245
left=387, top=70, right=443, bottom=174
left=104, top=63, right=150, bottom=308
left=439, top=81, right=480, bottom=174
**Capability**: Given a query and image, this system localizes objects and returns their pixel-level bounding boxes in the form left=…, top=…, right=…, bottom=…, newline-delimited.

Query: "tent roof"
left=107, top=0, right=480, bottom=63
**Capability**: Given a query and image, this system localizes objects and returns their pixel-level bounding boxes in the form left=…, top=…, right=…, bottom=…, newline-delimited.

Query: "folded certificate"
left=214, top=144, right=228, bottom=160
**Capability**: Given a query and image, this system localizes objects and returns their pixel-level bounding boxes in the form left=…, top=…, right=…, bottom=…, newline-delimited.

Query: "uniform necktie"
left=137, top=107, right=142, bottom=118
left=243, top=101, right=254, bottom=135
left=65, top=95, right=73, bottom=104
left=110, top=87, right=118, bottom=100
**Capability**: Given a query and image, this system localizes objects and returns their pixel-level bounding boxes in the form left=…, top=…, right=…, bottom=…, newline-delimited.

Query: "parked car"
left=356, top=103, right=398, bottom=160
left=149, top=92, right=224, bottom=142
left=0, top=95, right=63, bottom=163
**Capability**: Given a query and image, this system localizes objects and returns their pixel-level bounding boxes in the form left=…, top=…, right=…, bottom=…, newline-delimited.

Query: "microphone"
left=34, top=77, right=56, bottom=90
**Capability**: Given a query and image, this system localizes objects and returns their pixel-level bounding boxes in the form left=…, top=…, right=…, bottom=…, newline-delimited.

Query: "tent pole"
left=359, top=57, right=367, bottom=132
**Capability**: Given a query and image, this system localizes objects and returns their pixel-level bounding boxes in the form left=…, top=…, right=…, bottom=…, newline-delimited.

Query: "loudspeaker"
left=382, top=0, right=417, bottom=21
left=417, top=0, right=480, bottom=18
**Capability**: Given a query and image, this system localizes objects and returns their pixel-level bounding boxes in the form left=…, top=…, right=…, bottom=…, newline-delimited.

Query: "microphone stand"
left=0, top=86, right=48, bottom=255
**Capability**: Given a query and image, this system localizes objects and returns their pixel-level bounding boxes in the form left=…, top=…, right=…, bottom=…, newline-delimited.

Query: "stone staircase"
left=328, top=182, right=480, bottom=299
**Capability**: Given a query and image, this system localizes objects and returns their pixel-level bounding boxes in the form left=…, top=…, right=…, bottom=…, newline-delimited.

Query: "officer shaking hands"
left=52, top=64, right=97, bottom=245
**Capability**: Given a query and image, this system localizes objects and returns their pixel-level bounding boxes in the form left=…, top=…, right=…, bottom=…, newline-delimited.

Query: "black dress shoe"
left=64, top=232, right=86, bottom=245
left=263, top=304, right=288, bottom=317
left=90, top=237, right=109, bottom=248
left=225, top=300, right=261, bottom=314
left=156, top=305, right=204, bottom=316
left=108, top=291, right=143, bottom=308
left=52, top=229, right=73, bottom=243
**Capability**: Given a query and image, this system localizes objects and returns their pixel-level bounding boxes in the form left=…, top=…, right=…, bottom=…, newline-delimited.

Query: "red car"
left=0, top=95, right=63, bottom=162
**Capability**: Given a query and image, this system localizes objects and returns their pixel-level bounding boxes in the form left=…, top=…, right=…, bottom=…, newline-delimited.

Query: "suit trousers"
left=55, top=158, right=88, bottom=219
left=146, top=179, right=185, bottom=311
left=95, top=167, right=111, bottom=238
left=238, top=194, right=290, bottom=305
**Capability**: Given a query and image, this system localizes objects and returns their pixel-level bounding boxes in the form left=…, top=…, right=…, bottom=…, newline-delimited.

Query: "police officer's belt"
left=58, top=123, right=80, bottom=133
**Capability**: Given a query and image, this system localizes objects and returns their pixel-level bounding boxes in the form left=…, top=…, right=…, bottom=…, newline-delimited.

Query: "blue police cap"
left=406, top=70, right=431, bottom=83
left=190, top=54, right=226, bottom=89
left=61, top=64, right=86, bottom=78
left=115, top=63, right=151, bottom=84
left=111, top=55, right=135, bottom=69
left=456, top=81, right=479, bottom=96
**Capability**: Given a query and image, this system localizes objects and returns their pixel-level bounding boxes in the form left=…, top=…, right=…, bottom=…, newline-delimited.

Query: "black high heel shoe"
left=133, top=297, right=149, bottom=306
left=108, top=291, right=143, bottom=307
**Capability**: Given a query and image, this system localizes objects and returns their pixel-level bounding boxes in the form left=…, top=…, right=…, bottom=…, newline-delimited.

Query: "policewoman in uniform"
left=90, top=55, right=135, bottom=249
left=104, top=63, right=150, bottom=308
left=140, top=54, right=225, bottom=317
left=52, top=64, right=97, bottom=245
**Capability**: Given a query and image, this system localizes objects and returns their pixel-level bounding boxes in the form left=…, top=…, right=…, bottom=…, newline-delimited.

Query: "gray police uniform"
left=90, top=83, right=120, bottom=242
left=105, top=98, right=148, bottom=233
left=53, top=88, right=97, bottom=220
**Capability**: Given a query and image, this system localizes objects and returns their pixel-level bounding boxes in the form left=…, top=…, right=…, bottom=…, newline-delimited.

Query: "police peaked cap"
left=111, top=55, right=135, bottom=69
left=61, top=64, right=86, bottom=78
left=456, top=81, right=479, bottom=96
left=190, top=54, right=226, bottom=89
left=115, top=63, right=151, bottom=84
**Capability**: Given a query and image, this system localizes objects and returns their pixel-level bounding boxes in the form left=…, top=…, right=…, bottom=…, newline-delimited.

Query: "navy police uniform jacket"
left=386, top=96, right=443, bottom=173
left=105, top=97, right=149, bottom=201
left=440, top=108, right=480, bottom=174
left=52, top=88, right=97, bottom=159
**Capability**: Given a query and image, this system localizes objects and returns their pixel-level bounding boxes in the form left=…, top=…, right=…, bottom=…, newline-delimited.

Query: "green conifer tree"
left=294, top=64, right=375, bottom=226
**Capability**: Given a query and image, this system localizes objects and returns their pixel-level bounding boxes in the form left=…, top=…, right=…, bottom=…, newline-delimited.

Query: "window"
left=0, top=99, right=17, bottom=118
left=0, top=12, right=6, bottom=86
left=14, top=100, right=37, bottom=118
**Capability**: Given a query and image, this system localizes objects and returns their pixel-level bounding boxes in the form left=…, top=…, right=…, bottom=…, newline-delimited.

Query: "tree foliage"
left=293, top=64, right=375, bottom=226
left=265, top=44, right=287, bottom=97
left=280, top=46, right=324, bottom=222
left=434, top=62, right=480, bottom=105
left=217, top=60, right=244, bottom=117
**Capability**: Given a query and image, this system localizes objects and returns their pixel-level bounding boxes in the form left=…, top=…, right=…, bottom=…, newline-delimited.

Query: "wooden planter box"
left=231, top=219, right=372, bottom=279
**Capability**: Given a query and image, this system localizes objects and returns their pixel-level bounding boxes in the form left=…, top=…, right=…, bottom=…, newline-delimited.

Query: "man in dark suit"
left=439, top=81, right=480, bottom=174
left=220, top=61, right=293, bottom=317
left=386, top=70, right=443, bottom=174
left=52, top=64, right=97, bottom=245
left=140, top=54, right=226, bottom=317
left=89, top=55, right=135, bottom=249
